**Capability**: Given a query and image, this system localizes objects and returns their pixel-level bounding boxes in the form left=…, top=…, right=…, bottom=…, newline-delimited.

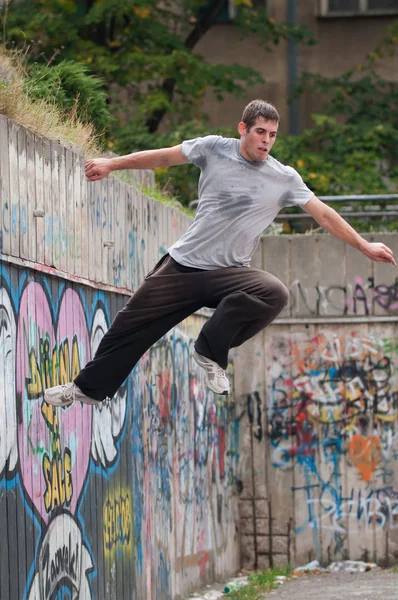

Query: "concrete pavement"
left=266, top=569, right=398, bottom=600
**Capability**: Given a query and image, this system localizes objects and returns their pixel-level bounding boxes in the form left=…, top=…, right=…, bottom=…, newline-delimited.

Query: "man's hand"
left=303, top=197, right=396, bottom=266
left=362, top=241, right=396, bottom=265
left=85, top=158, right=113, bottom=182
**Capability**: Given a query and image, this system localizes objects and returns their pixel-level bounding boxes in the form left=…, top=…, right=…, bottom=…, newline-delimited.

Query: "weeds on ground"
left=227, top=566, right=292, bottom=599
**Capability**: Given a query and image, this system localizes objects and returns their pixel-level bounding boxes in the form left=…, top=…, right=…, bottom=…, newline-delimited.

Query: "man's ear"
left=238, top=121, right=246, bottom=136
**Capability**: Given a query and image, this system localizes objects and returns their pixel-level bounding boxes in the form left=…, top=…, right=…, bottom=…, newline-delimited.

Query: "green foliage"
left=2, top=0, right=313, bottom=146
left=139, top=184, right=195, bottom=217
left=234, top=6, right=315, bottom=51
left=294, top=22, right=398, bottom=128
left=112, top=19, right=398, bottom=215
left=146, top=112, right=398, bottom=211
left=226, top=566, right=292, bottom=599
left=3, top=0, right=397, bottom=235
left=0, top=47, right=102, bottom=154
left=284, top=23, right=398, bottom=231
left=26, top=60, right=113, bottom=135
left=297, top=70, right=398, bottom=129
left=274, top=116, right=398, bottom=233
left=273, top=116, right=398, bottom=197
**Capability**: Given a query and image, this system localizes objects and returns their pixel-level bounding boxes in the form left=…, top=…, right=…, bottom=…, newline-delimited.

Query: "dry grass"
left=0, top=48, right=101, bottom=156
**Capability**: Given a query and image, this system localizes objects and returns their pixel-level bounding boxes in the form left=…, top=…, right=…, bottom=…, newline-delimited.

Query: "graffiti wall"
left=0, top=115, right=240, bottom=598
left=235, top=233, right=398, bottom=569
left=266, top=327, right=398, bottom=564
left=0, top=263, right=239, bottom=599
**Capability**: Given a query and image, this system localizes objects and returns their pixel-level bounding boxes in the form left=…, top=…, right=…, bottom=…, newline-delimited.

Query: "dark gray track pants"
left=74, top=254, right=289, bottom=400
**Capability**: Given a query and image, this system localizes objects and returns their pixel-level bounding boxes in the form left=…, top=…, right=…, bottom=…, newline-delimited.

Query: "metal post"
left=287, top=0, right=299, bottom=135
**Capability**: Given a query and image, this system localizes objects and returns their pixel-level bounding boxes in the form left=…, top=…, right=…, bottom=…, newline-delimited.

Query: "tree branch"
left=145, top=0, right=228, bottom=134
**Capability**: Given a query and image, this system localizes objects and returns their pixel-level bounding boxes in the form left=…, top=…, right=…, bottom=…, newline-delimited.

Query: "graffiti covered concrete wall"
left=0, top=116, right=240, bottom=599
left=0, top=115, right=189, bottom=291
left=235, top=234, right=398, bottom=569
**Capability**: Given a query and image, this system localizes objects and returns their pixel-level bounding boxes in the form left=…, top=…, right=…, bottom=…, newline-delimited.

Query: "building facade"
left=197, top=0, right=398, bottom=132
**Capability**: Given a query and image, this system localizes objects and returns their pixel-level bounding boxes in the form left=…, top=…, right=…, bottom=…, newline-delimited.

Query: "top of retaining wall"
left=0, top=115, right=192, bottom=293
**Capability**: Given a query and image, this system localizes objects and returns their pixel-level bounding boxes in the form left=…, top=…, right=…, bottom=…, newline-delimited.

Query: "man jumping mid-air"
left=44, top=99, right=396, bottom=407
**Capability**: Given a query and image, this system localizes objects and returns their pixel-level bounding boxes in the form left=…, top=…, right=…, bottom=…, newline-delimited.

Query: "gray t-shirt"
left=168, top=135, right=314, bottom=269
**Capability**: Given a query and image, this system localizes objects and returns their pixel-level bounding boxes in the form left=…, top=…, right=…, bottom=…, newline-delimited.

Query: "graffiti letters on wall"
left=266, top=331, right=398, bottom=558
left=0, top=262, right=239, bottom=599
left=289, top=276, right=398, bottom=316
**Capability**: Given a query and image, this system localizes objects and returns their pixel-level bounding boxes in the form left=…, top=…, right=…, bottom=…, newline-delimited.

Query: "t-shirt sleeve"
left=281, top=167, right=314, bottom=207
left=181, top=135, right=220, bottom=167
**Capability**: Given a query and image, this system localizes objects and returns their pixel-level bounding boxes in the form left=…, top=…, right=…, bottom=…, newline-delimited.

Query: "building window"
left=329, top=0, right=360, bottom=10
left=319, top=0, right=398, bottom=16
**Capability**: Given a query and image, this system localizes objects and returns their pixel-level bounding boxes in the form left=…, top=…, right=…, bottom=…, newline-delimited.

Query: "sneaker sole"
left=44, top=393, right=101, bottom=407
left=44, top=394, right=74, bottom=407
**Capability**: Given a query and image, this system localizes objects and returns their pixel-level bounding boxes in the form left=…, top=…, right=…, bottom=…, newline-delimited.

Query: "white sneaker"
left=44, top=382, right=100, bottom=407
left=193, top=350, right=230, bottom=396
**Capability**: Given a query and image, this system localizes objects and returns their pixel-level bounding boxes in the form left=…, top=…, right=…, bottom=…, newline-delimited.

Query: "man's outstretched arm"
left=85, top=144, right=187, bottom=182
left=303, top=195, right=396, bottom=265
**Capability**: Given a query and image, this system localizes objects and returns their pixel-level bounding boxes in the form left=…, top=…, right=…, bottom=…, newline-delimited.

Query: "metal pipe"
left=188, top=194, right=398, bottom=211
left=275, top=211, right=398, bottom=220
left=318, top=194, right=398, bottom=202
left=287, top=0, right=299, bottom=135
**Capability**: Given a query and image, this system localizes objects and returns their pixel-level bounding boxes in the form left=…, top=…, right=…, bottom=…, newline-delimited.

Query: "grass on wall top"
left=0, top=48, right=101, bottom=156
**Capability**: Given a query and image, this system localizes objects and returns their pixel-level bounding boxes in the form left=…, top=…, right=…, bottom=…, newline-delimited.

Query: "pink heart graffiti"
left=17, top=284, right=93, bottom=522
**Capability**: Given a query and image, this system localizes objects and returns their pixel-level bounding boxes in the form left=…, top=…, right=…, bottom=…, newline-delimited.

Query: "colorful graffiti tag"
left=0, top=262, right=239, bottom=599
left=266, top=331, right=398, bottom=558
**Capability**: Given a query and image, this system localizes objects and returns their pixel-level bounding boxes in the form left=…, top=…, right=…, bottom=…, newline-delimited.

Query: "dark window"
left=328, top=0, right=360, bottom=10
left=368, top=0, right=398, bottom=9
left=321, top=0, right=398, bottom=14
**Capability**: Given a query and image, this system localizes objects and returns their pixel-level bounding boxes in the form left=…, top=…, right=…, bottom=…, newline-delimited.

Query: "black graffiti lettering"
left=42, top=541, right=51, bottom=597
left=43, top=532, right=78, bottom=596
left=368, top=276, right=398, bottom=311
left=290, top=281, right=320, bottom=315
left=353, top=283, right=369, bottom=315
left=247, top=392, right=263, bottom=442
left=288, top=277, right=398, bottom=316
left=51, top=553, right=57, bottom=582
left=324, top=285, right=348, bottom=315
left=247, top=393, right=254, bottom=424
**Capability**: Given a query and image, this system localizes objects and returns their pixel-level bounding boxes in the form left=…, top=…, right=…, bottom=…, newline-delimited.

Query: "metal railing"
left=189, top=194, right=398, bottom=219
left=275, top=194, right=398, bottom=220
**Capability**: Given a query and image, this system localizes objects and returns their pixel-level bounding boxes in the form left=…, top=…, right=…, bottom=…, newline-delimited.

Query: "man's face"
left=238, top=117, right=279, bottom=162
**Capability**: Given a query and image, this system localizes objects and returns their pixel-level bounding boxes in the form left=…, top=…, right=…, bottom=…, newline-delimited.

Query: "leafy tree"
left=295, top=22, right=398, bottom=129
left=2, top=0, right=313, bottom=146
left=279, top=22, right=398, bottom=231
left=273, top=115, right=398, bottom=197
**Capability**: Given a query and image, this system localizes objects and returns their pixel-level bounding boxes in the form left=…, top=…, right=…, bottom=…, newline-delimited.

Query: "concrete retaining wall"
left=234, top=234, right=398, bottom=569
left=0, top=116, right=240, bottom=599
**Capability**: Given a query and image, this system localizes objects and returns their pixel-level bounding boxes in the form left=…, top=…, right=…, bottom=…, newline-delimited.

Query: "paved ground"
left=266, top=569, right=398, bottom=600
left=186, top=569, right=398, bottom=600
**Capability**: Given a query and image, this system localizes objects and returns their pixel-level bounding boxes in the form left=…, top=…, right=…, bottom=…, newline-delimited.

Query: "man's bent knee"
left=274, top=281, right=289, bottom=309
left=259, top=274, right=289, bottom=310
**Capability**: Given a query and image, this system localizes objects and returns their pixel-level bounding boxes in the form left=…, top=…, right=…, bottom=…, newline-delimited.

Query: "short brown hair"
left=242, top=99, right=280, bottom=130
